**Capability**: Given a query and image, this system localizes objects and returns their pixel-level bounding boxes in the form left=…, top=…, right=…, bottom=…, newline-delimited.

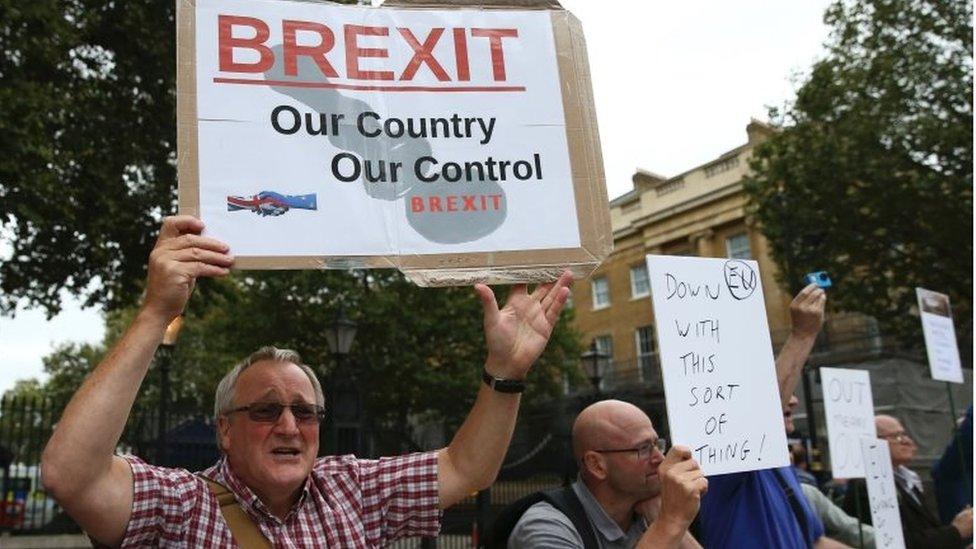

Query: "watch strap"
left=482, top=369, right=526, bottom=393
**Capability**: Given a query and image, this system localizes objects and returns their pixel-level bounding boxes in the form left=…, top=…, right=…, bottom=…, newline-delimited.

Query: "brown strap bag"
left=201, top=477, right=274, bottom=549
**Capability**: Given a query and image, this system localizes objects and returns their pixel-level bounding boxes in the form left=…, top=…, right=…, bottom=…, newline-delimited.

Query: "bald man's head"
left=875, top=414, right=917, bottom=466
left=571, top=400, right=663, bottom=502
left=572, top=400, right=653, bottom=465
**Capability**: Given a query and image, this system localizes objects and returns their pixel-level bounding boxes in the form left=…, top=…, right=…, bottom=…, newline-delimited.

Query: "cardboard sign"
left=860, top=439, right=907, bottom=549
left=821, top=367, right=876, bottom=478
left=176, top=0, right=610, bottom=285
left=916, top=288, right=963, bottom=383
left=647, top=255, right=789, bottom=475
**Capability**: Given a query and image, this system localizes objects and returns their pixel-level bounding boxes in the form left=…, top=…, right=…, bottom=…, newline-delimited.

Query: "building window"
left=630, top=265, right=650, bottom=298
left=594, top=335, right=614, bottom=388
left=726, top=232, right=752, bottom=259
left=591, top=277, right=610, bottom=309
left=635, top=326, right=656, bottom=381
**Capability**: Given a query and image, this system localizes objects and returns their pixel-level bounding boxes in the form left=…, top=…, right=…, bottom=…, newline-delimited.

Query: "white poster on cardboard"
left=916, top=288, right=963, bottom=383
left=821, top=367, right=876, bottom=478
left=647, top=255, right=789, bottom=475
left=860, top=439, right=907, bottom=549
left=191, top=0, right=580, bottom=256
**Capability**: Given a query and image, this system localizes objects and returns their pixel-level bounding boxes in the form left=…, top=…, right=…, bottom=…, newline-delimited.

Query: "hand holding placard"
left=860, top=439, right=907, bottom=549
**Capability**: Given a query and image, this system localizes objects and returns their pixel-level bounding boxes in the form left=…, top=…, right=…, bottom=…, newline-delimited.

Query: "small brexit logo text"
left=227, top=191, right=318, bottom=217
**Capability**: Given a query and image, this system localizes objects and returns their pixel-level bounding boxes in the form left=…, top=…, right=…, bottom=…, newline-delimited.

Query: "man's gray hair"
left=213, top=346, right=325, bottom=420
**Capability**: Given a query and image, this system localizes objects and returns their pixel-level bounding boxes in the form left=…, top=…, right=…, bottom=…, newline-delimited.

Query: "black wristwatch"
left=482, top=369, right=526, bottom=394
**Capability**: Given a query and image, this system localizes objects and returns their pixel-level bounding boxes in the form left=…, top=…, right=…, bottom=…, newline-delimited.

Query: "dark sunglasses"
left=226, top=402, right=326, bottom=424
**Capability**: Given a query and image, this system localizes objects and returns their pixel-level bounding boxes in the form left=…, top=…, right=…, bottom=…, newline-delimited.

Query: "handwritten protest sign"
left=647, top=255, right=789, bottom=475
left=916, top=288, right=963, bottom=383
left=821, top=367, right=876, bottom=478
left=861, top=439, right=907, bottom=549
left=176, top=0, right=610, bottom=285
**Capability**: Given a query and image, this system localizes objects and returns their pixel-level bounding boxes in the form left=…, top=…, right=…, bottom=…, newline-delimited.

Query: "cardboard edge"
left=176, top=0, right=200, bottom=218
left=184, top=1, right=610, bottom=285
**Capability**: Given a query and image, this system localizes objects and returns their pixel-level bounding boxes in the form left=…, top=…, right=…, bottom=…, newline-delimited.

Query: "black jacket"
left=843, top=477, right=967, bottom=549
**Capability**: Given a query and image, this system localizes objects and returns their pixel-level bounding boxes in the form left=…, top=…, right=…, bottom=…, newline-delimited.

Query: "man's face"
left=783, top=394, right=799, bottom=434
left=600, top=415, right=665, bottom=500
left=218, top=360, right=320, bottom=503
left=876, top=417, right=917, bottom=467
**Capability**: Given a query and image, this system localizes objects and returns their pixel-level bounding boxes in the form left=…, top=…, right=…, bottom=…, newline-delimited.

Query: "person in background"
left=844, top=415, right=973, bottom=549
left=791, top=442, right=819, bottom=488
left=932, top=405, right=973, bottom=523
left=698, top=284, right=850, bottom=548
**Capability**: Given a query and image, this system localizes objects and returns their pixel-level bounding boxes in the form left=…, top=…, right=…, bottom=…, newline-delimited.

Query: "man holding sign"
left=844, top=415, right=973, bottom=548
left=697, top=284, right=851, bottom=548
left=41, top=216, right=574, bottom=547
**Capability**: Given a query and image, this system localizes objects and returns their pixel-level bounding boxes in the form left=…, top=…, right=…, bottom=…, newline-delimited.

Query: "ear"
left=217, top=415, right=232, bottom=453
left=582, top=451, right=608, bottom=480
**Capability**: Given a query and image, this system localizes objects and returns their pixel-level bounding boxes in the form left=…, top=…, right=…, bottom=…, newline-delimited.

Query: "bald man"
left=843, top=415, right=973, bottom=548
left=508, top=400, right=705, bottom=548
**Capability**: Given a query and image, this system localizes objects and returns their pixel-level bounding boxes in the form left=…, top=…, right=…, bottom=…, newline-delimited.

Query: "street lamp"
left=324, top=310, right=358, bottom=356
left=157, top=316, right=184, bottom=465
left=580, top=341, right=609, bottom=392
left=324, top=308, right=358, bottom=456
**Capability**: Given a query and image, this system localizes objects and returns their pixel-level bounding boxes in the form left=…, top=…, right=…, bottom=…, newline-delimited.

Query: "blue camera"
left=803, top=271, right=832, bottom=289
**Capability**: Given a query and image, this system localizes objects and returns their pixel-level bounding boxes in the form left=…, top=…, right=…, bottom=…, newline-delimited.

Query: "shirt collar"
left=217, top=457, right=311, bottom=523
left=894, top=465, right=922, bottom=494
left=572, top=479, right=647, bottom=543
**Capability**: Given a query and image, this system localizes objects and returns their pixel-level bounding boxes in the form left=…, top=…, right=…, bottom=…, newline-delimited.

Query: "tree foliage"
left=744, top=0, right=972, bottom=343
left=3, top=271, right=583, bottom=453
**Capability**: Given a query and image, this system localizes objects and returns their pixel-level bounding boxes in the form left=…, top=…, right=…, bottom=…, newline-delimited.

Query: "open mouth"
left=271, top=447, right=301, bottom=456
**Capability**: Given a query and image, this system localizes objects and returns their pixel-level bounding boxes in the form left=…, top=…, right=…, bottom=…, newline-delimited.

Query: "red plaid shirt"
left=120, top=452, right=440, bottom=548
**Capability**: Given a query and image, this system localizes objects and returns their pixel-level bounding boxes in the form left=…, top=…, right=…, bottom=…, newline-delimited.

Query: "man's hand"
left=474, top=270, right=573, bottom=379
left=790, top=283, right=826, bottom=340
left=656, top=446, right=707, bottom=533
left=142, top=216, right=233, bottom=322
left=953, top=507, right=973, bottom=539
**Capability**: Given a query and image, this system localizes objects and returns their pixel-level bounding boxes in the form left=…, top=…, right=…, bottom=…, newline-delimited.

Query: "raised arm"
left=41, top=216, right=233, bottom=546
left=437, top=272, right=573, bottom=509
left=775, top=284, right=826, bottom=408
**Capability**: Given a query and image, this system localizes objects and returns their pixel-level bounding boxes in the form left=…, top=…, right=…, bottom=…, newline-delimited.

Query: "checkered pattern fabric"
left=120, top=452, right=441, bottom=547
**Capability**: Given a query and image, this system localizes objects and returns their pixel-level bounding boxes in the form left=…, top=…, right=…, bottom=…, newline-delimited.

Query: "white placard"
left=192, top=0, right=580, bottom=256
left=916, top=288, right=963, bottom=383
left=860, top=439, right=907, bottom=549
left=647, top=255, right=789, bottom=475
left=821, top=367, right=876, bottom=478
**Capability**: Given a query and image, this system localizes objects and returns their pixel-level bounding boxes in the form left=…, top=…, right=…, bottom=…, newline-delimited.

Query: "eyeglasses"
left=226, top=402, right=326, bottom=424
left=595, top=439, right=667, bottom=460
left=880, top=432, right=913, bottom=444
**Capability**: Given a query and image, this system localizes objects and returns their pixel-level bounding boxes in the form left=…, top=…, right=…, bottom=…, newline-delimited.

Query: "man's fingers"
left=170, top=248, right=235, bottom=268
left=543, top=287, right=570, bottom=326
left=541, top=271, right=574, bottom=310
left=164, top=233, right=230, bottom=253
left=158, top=215, right=204, bottom=241
left=664, top=445, right=693, bottom=462
left=474, top=284, right=500, bottom=326
left=189, top=262, right=231, bottom=279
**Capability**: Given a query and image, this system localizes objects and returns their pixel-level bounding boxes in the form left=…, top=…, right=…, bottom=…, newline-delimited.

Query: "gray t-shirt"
left=508, top=480, right=647, bottom=548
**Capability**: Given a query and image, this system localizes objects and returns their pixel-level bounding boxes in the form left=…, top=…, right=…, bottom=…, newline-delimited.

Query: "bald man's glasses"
left=880, top=431, right=913, bottom=445
left=595, top=439, right=667, bottom=460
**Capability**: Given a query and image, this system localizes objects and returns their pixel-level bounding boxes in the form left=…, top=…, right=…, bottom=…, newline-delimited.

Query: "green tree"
left=0, top=0, right=355, bottom=316
left=744, top=0, right=972, bottom=344
left=15, top=270, right=582, bottom=454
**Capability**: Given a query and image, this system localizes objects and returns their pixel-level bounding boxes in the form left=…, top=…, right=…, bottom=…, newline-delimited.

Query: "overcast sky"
left=0, top=0, right=833, bottom=396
